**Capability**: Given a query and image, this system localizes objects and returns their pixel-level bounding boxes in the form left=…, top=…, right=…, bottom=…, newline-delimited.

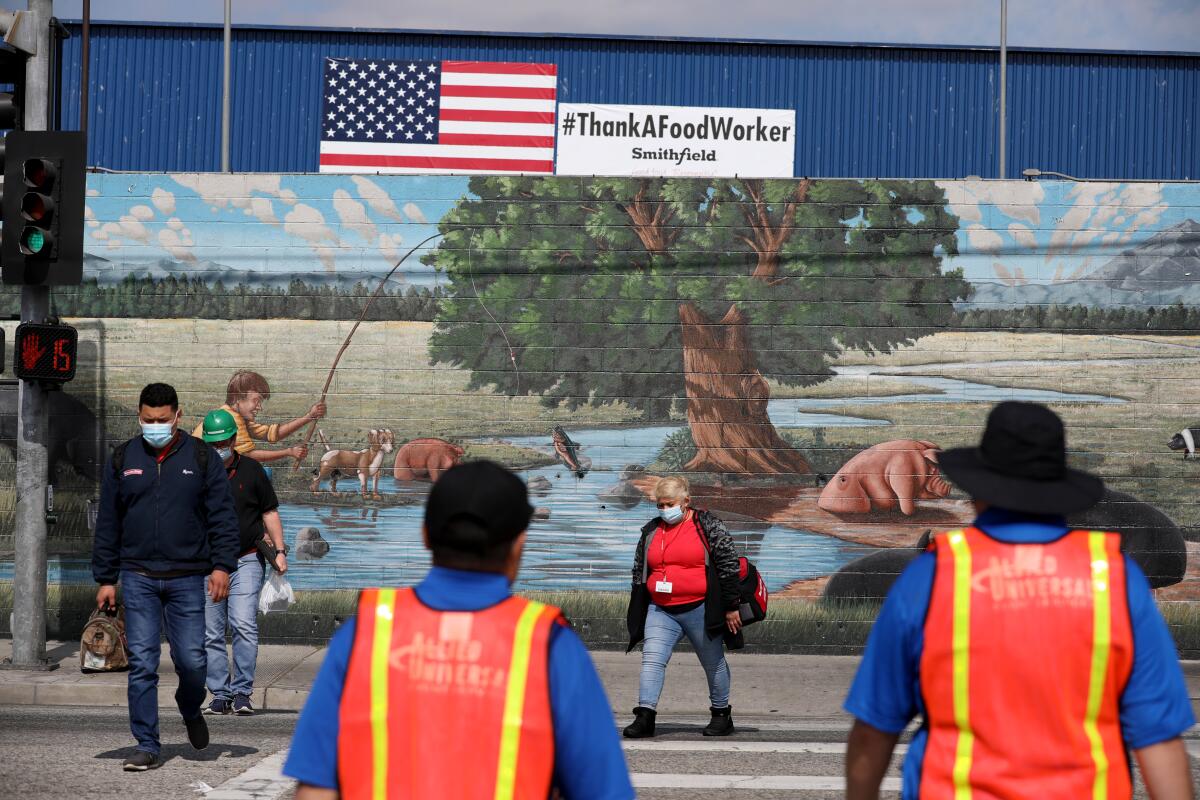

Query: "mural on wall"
left=2, top=174, right=1198, bottom=603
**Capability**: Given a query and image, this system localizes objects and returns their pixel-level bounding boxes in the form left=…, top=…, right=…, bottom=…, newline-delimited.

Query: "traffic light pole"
left=8, top=0, right=53, bottom=670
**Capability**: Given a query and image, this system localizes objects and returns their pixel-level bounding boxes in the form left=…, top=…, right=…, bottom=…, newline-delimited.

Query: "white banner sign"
left=555, top=103, right=795, bottom=177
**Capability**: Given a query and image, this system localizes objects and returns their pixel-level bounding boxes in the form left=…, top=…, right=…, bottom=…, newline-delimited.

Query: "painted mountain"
left=963, top=219, right=1200, bottom=309
left=1092, top=219, right=1200, bottom=289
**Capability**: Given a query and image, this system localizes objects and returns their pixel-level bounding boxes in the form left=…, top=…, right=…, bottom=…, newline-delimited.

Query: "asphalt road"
left=0, top=705, right=295, bottom=800
left=0, top=705, right=1194, bottom=799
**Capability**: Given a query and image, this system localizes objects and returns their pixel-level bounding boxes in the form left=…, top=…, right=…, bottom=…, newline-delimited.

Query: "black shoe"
left=703, top=705, right=734, bottom=737
left=122, top=751, right=160, bottom=771
left=232, top=695, right=254, bottom=716
left=622, top=706, right=656, bottom=739
left=184, top=714, right=210, bottom=750
left=204, top=698, right=231, bottom=715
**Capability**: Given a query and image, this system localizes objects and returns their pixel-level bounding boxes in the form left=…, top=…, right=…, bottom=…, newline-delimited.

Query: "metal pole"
left=221, top=0, right=230, bottom=172
left=9, top=0, right=53, bottom=670
left=80, top=0, right=88, bottom=135
left=999, top=0, right=1007, bottom=179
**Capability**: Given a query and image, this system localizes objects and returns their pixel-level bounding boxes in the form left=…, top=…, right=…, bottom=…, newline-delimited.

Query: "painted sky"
left=83, top=175, right=1197, bottom=286
left=54, top=0, right=1200, bottom=52
left=84, top=174, right=462, bottom=280
left=936, top=180, right=1196, bottom=283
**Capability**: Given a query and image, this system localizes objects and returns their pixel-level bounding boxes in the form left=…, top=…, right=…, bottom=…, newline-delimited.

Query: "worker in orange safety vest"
left=844, top=401, right=1195, bottom=800
left=283, top=460, right=634, bottom=799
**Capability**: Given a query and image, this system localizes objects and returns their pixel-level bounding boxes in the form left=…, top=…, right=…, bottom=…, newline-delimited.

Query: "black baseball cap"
left=424, top=460, right=534, bottom=550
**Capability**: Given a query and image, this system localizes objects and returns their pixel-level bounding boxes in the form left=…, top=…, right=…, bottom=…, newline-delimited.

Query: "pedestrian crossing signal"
left=14, top=322, right=76, bottom=383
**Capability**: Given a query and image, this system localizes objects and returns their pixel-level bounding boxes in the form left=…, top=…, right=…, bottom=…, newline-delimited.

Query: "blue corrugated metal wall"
left=55, top=22, right=1199, bottom=179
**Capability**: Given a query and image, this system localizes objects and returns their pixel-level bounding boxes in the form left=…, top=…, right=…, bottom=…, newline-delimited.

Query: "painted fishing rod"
left=291, top=230, right=444, bottom=471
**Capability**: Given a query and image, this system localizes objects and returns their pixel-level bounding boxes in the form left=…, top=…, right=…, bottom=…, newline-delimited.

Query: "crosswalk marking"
left=632, top=773, right=903, bottom=791
left=625, top=740, right=909, bottom=755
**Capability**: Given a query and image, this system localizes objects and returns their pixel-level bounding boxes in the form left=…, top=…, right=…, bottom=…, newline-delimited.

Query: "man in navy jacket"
left=92, top=382, right=241, bottom=772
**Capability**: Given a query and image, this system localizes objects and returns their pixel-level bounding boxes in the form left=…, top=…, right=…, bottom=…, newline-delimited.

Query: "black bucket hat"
left=939, top=401, right=1104, bottom=514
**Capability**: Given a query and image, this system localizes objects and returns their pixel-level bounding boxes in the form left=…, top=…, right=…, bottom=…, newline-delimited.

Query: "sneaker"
left=184, top=714, right=210, bottom=750
left=204, top=698, right=231, bottom=715
left=122, top=751, right=160, bottom=771
left=232, top=695, right=254, bottom=716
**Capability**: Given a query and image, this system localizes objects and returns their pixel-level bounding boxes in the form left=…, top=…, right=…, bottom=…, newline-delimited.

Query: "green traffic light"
left=22, top=228, right=44, bottom=253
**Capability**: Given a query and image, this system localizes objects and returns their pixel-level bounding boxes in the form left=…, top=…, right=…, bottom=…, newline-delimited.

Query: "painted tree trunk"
left=679, top=302, right=812, bottom=475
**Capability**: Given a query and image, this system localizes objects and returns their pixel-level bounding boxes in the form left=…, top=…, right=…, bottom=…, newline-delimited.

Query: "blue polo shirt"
left=845, top=508, right=1195, bottom=799
left=284, top=567, right=634, bottom=799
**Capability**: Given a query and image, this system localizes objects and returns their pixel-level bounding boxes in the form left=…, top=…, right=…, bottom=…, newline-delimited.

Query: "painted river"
left=271, top=366, right=1122, bottom=592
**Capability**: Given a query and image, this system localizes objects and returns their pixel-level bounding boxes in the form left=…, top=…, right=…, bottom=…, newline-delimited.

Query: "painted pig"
left=393, top=437, right=465, bottom=481
left=818, top=440, right=951, bottom=516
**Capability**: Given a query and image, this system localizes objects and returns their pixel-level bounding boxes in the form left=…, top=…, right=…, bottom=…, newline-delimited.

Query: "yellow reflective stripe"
left=1084, top=533, right=1112, bottom=800
left=369, top=589, right=397, bottom=800
left=947, top=530, right=974, bottom=800
left=494, top=601, right=547, bottom=800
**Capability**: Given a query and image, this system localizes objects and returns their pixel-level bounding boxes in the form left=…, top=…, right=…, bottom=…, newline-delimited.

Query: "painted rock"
left=294, top=527, right=330, bottom=560
left=393, top=437, right=465, bottom=481
left=822, top=531, right=931, bottom=605
left=822, top=486, right=1190, bottom=604
left=527, top=475, right=553, bottom=494
left=532, top=507, right=551, bottom=520
left=818, top=440, right=950, bottom=516
left=619, top=464, right=647, bottom=481
left=598, top=480, right=643, bottom=509
left=1067, top=489, right=1187, bottom=589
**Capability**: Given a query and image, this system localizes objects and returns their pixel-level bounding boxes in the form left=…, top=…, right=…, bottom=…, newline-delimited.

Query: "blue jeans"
left=205, top=553, right=265, bottom=701
left=120, top=570, right=208, bottom=755
left=638, top=602, right=731, bottom=710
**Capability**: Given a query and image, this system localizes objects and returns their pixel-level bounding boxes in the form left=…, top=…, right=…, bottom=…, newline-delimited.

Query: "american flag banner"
left=318, top=58, right=558, bottom=174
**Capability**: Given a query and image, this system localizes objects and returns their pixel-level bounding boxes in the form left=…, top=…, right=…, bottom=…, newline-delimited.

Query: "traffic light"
left=1, top=131, right=87, bottom=285
left=13, top=321, right=76, bottom=383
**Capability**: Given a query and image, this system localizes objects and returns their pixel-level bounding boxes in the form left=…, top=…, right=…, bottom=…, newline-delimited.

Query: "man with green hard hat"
left=199, top=408, right=287, bottom=716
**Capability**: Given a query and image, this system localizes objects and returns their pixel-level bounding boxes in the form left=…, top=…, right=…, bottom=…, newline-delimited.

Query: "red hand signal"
left=21, top=333, right=47, bottom=371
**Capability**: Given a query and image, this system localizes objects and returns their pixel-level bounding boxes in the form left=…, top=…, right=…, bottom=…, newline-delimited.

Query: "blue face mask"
left=660, top=504, right=685, bottom=525
left=141, top=421, right=176, bottom=449
left=215, top=446, right=234, bottom=461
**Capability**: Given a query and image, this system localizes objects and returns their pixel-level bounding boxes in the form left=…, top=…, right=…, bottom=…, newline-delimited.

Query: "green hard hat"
left=201, top=409, right=238, bottom=443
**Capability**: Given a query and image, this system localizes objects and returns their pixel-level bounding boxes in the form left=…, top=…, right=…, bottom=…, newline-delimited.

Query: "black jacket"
left=91, top=432, right=240, bottom=583
left=626, top=509, right=743, bottom=652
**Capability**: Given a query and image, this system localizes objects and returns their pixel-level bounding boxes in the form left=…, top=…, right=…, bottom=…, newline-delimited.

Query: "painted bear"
left=392, top=437, right=465, bottom=482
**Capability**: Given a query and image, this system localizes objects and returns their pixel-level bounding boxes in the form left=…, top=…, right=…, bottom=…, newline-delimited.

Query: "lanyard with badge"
left=655, top=516, right=684, bottom=596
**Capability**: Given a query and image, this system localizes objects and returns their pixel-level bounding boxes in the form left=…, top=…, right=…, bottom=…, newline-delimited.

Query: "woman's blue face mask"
left=657, top=500, right=686, bottom=525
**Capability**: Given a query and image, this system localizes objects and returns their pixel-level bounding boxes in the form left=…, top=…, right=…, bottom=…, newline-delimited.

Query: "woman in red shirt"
left=624, top=476, right=744, bottom=738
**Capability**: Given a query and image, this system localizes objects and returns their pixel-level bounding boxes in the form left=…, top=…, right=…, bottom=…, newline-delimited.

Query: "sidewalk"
left=0, top=639, right=863, bottom=720
left=4, top=638, right=1200, bottom=723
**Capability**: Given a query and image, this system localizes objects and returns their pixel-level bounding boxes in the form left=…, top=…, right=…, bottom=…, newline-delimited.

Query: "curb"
left=0, top=681, right=310, bottom=710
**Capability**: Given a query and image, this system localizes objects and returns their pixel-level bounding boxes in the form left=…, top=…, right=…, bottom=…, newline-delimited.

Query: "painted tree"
left=427, top=176, right=969, bottom=475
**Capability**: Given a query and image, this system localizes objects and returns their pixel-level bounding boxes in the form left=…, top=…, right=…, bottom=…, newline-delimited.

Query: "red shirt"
left=646, top=515, right=707, bottom=607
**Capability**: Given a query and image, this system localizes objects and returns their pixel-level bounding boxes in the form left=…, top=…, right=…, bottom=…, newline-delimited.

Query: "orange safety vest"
left=338, top=587, right=563, bottom=800
left=920, top=527, right=1134, bottom=800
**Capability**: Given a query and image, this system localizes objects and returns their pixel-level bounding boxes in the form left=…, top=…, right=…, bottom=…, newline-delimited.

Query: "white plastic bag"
left=259, top=571, right=295, bottom=614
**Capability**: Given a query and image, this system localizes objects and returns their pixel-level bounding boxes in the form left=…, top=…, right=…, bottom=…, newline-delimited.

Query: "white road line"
left=639, top=718, right=861, bottom=732
left=632, top=773, right=903, bottom=791
left=625, top=740, right=909, bottom=755
left=206, top=748, right=295, bottom=800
